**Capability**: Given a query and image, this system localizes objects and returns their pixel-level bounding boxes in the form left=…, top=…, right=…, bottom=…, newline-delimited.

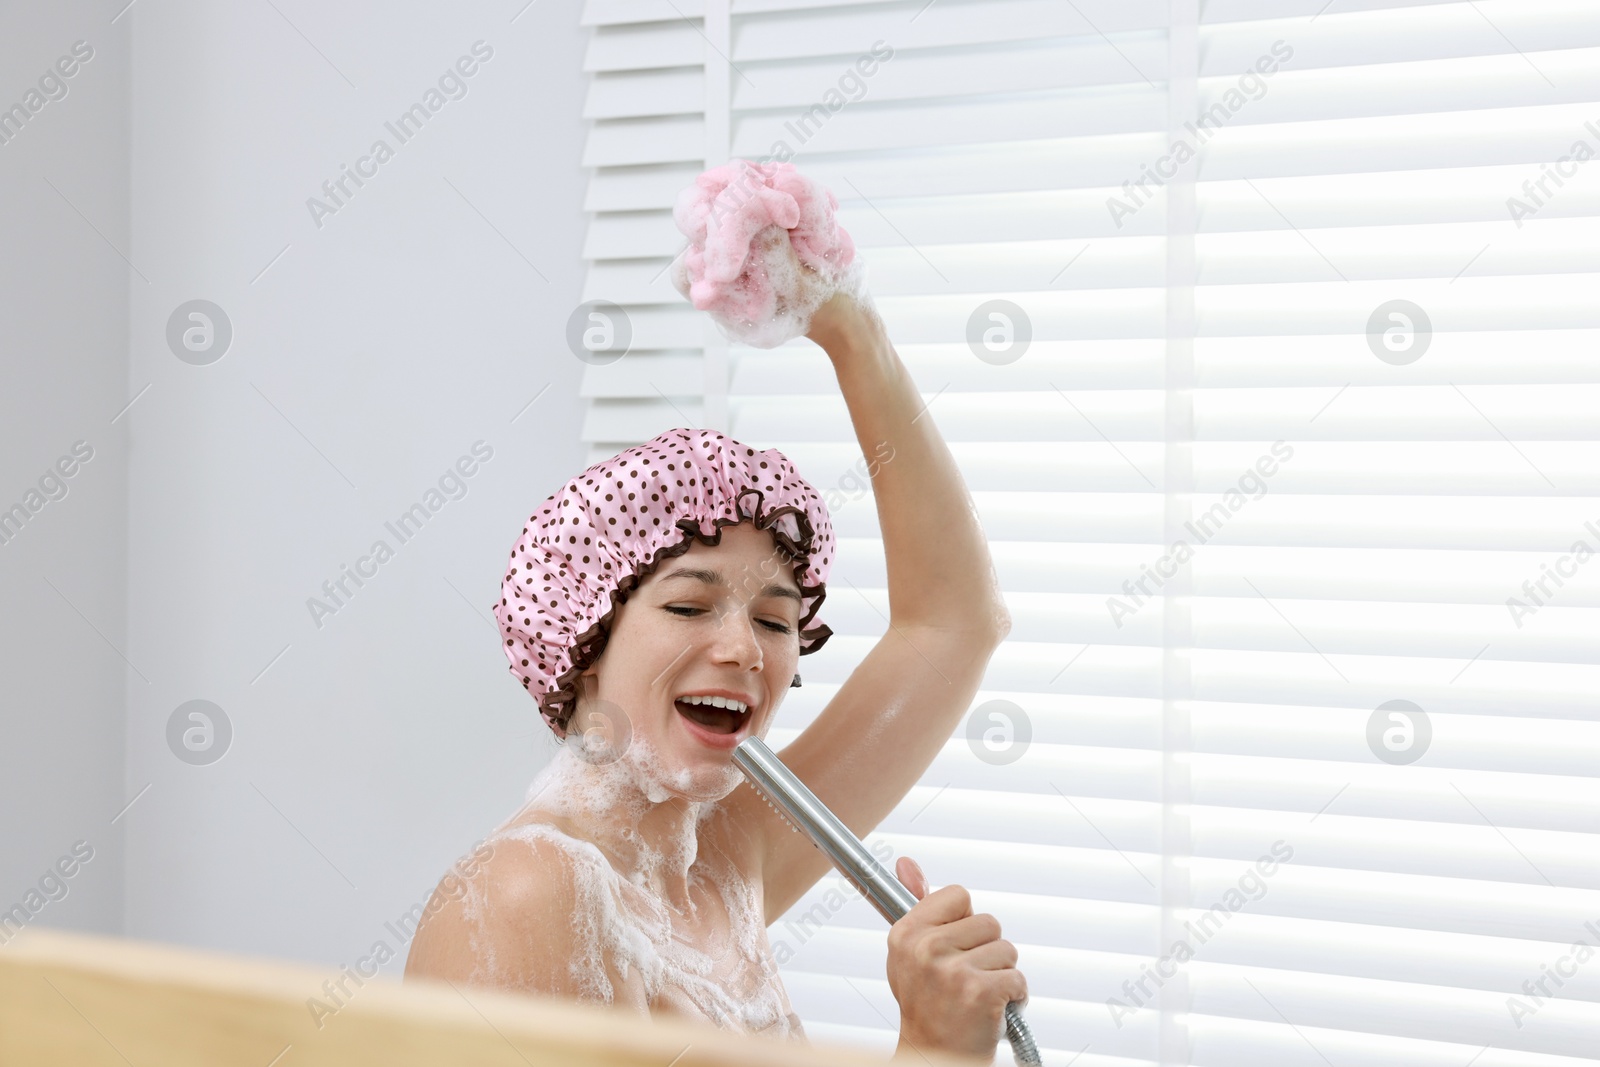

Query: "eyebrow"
left=658, top=567, right=802, bottom=603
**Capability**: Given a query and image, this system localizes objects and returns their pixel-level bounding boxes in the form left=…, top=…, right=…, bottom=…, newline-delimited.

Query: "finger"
left=1008, top=969, right=1029, bottom=1007
left=895, top=856, right=927, bottom=900
left=961, top=968, right=1028, bottom=1017
left=903, top=883, right=974, bottom=926
left=960, top=938, right=1020, bottom=971
left=931, top=911, right=1003, bottom=951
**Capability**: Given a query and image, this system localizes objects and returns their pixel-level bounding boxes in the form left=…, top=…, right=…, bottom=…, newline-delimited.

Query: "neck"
left=512, top=741, right=724, bottom=913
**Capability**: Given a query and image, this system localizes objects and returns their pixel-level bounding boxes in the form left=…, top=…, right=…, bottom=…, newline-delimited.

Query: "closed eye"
left=663, top=605, right=793, bottom=634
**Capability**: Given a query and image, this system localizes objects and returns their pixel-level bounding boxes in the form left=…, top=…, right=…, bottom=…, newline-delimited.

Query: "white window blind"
left=574, top=1, right=1600, bottom=1064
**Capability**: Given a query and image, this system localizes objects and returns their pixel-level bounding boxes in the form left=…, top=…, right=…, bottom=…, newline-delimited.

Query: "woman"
left=405, top=286, right=1027, bottom=1063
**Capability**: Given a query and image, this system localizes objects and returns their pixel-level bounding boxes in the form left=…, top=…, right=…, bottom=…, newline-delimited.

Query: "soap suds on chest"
left=459, top=742, right=805, bottom=1041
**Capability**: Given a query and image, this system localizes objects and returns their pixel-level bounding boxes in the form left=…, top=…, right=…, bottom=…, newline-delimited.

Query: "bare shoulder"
left=402, top=830, right=570, bottom=985
left=403, top=827, right=647, bottom=1011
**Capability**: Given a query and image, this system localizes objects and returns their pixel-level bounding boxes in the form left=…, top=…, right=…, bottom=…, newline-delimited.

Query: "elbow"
left=894, top=602, right=1011, bottom=644
left=966, top=601, right=1013, bottom=646
left=987, top=605, right=1012, bottom=644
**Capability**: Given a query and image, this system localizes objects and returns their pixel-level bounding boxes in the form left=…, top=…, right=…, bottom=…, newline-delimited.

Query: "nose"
left=709, top=601, right=763, bottom=671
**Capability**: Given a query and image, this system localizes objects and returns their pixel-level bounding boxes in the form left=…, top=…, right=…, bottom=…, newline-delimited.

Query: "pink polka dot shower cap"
left=495, top=428, right=836, bottom=739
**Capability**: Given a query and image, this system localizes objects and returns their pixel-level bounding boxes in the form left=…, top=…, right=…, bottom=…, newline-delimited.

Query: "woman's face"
left=573, top=520, right=805, bottom=801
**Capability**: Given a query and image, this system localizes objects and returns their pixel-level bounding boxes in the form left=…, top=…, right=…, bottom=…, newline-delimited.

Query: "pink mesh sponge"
left=670, top=159, right=867, bottom=349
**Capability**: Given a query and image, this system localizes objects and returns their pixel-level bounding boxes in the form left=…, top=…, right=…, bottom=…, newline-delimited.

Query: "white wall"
left=0, top=0, right=130, bottom=948
left=3, top=0, right=593, bottom=976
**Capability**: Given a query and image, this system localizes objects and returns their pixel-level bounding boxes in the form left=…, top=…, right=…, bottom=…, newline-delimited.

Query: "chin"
left=619, top=730, right=742, bottom=804
left=664, top=754, right=745, bottom=803
left=670, top=759, right=746, bottom=804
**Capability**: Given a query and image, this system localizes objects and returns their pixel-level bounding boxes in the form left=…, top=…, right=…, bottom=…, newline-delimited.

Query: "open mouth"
left=673, top=696, right=752, bottom=737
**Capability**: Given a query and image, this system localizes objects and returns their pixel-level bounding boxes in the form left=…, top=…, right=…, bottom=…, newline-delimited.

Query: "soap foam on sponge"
left=670, top=159, right=867, bottom=349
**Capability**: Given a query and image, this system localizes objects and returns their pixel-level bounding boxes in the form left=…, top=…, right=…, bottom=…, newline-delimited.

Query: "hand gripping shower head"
left=733, top=736, right=1043, bottom=1067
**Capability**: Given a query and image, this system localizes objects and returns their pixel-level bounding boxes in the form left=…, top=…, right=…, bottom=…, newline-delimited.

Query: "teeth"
left=677, top=694, right=750, bottom=714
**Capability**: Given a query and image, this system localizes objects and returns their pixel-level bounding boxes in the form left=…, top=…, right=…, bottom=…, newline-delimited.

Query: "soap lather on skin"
left=453, top=735, right=808, bottom=1042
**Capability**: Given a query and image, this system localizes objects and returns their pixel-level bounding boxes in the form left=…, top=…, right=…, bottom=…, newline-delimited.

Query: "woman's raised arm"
left=808, top=295, right=1012, bottom=634
left=736, top=289, right=1013, bottom=924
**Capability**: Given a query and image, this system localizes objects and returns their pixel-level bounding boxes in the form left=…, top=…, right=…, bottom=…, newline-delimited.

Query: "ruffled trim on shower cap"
left=495, top=428, right=835, bottom=741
